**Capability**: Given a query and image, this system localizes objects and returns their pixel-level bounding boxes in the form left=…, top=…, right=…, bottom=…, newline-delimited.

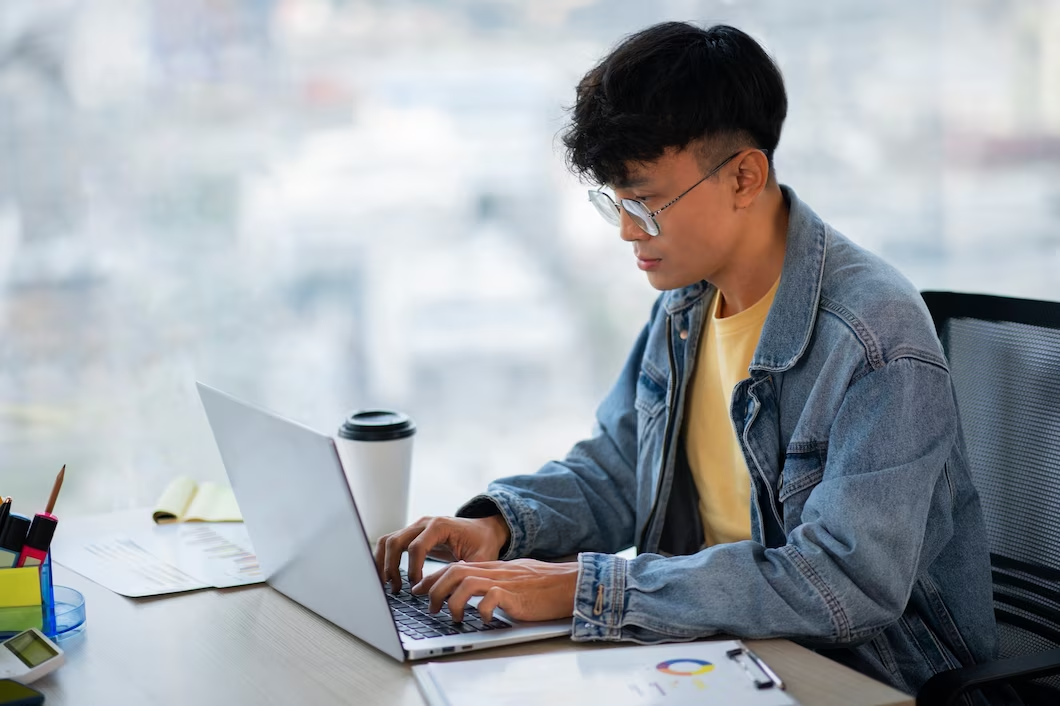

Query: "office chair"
left=916, top=292, right=1060, bottom=706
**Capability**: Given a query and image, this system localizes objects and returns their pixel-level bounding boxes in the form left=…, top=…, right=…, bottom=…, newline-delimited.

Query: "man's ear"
left=732, top=150, right=770, bottom=209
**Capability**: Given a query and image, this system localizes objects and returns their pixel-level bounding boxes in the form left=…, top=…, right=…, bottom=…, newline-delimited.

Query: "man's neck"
left=714, top=184, right=789, bottom=319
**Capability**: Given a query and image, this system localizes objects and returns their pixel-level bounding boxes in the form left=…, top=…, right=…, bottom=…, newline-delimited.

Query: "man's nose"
left=618, top=211, right=650, bottom=243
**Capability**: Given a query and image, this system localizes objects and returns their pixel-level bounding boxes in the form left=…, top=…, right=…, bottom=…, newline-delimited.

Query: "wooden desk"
left=33, top=566, right=913, bottom=705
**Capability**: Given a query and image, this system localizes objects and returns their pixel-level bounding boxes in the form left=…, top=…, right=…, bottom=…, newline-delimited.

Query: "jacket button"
left=679, top=330, right=689, bottom=340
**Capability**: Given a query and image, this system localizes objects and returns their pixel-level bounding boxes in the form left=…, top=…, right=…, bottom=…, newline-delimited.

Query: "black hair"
left=562, top=22, right=787, bottom=186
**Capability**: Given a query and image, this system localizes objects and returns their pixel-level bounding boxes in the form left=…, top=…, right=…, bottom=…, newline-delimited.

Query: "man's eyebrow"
left=612, top=175, right=651, bottom=190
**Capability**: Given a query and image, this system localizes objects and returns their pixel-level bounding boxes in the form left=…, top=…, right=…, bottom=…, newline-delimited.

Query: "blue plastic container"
left=0, top=554, right=85, bottom=641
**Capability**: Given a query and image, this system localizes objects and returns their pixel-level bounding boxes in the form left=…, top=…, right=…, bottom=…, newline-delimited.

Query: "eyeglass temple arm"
left=649, top=148, right=771, bottom=217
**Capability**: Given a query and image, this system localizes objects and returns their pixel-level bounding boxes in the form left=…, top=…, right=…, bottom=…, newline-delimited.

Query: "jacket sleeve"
left=455, top=299, right=663, bottom=560
left=570, top=356, right=957, bottom=645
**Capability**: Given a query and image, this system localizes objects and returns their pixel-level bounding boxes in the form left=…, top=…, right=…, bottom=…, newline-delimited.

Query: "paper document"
left=52, top=509, right=265, bottom=597
left=414, top=640, right=799, bottom=706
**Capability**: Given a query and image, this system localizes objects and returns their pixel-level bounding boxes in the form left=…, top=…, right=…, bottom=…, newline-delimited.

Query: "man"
left=374, top=22, right=999, bottom=699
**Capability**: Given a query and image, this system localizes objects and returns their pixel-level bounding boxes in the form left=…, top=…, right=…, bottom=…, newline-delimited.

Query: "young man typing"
left=374, top=22, right=999, bottom=700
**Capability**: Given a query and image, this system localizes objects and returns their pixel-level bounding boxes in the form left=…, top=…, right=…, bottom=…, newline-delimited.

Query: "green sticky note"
left=0, top=605, right=44, bottom=633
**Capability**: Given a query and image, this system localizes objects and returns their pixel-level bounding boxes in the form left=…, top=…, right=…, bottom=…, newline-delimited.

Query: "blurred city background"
left=1, top=0, right=1058, bottom=521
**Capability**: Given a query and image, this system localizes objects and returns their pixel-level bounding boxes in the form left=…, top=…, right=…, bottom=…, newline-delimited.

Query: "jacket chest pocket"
left=635, top=369, right=667, bottom=443
left=778, top=445, right=827, bottom=530
left=635, top=368, right=666, bottom=417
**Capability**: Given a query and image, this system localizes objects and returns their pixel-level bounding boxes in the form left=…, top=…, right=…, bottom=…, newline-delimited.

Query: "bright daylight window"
left=1, top=1, right=1058, bottom=516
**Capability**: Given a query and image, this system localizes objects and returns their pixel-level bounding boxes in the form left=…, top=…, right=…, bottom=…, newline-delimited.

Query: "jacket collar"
left=661, top=185, right=827, bottom=373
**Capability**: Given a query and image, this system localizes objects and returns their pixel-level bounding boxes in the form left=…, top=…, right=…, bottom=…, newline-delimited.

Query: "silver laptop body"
left=197, top=382, right=570, bottom=661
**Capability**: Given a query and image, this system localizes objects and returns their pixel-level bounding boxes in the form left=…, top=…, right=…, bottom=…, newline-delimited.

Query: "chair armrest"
left=917, top=648, right=1060, bottom=706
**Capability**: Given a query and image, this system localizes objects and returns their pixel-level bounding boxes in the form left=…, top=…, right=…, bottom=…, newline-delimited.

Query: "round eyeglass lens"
left=588, top=191, right=621, bottom=226
left=620, top=199, right=660, bottom=236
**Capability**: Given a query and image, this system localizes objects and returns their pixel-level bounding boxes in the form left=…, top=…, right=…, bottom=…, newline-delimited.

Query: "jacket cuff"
left=571, top=552, right=626, bottom=640
left=455, top=488, right=538, bottom=560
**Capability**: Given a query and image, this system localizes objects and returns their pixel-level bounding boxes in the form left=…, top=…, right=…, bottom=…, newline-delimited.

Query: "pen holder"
left=0, top=554, right=85, bottom=640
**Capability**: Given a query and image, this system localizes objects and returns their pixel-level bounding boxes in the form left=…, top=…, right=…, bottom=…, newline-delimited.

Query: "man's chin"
left=645, top=270, right=696, bottom=291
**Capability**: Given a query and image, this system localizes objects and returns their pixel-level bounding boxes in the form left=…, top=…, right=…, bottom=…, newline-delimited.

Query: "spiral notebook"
left=413, top=640, right=799, bottom=706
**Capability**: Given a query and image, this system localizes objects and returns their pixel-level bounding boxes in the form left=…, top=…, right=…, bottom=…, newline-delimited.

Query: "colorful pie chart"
left=656, top=658, right=715, bottom=676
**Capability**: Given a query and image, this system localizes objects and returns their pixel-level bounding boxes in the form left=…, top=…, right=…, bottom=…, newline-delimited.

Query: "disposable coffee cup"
left=335, top=410, right=416, bottom=544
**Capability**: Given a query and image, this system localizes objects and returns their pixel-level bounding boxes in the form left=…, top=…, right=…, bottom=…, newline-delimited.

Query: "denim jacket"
left=458, top=186, right=998, bottom=697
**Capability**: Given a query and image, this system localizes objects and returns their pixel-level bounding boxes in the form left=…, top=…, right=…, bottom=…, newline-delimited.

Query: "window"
left=1, top=1, right=1057, bottom=518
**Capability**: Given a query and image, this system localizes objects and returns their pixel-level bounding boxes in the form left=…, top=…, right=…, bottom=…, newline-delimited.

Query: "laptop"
left=196, top=382, right=571, bottom=661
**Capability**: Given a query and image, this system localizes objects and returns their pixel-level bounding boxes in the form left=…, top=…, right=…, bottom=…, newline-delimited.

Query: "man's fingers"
left=373, top=535, right=388, bottom=581
left=406, top=519, right=449, bottom=586
left=412, top=558, right=576, bottom=624
left=475, top=586, right=508, bottom=623
left=415, top=560, right=508, bottom=597
left=422, top=562, right=513, bottom=616
left=383, top=525, right=424, bottom=592
left=445, top=577, right=492, bottom=623
left=383, top=533, right=403, bottom=592
left=425, top=563, right=472, bottom=612
left=410, top=562, right=445, bottom=596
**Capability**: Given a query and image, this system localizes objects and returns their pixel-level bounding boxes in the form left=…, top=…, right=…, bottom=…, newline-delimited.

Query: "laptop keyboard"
left=387, top=570, right=513, bottom=641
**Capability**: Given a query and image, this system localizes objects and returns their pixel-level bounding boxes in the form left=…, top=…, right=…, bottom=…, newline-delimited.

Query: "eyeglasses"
left=587, top=150, right=748, bottom=237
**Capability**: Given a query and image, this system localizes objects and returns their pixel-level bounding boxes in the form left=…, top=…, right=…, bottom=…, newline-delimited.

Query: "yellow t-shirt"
left=684, top=278, right=780, bottom=547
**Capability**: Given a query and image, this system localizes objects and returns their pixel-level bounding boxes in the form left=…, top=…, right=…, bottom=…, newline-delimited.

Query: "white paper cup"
left=335, top=410, right=416, bottom=544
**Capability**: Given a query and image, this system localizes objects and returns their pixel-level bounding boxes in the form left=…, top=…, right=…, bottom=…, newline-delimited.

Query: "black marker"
left=0, top=515, right=30, bottom=569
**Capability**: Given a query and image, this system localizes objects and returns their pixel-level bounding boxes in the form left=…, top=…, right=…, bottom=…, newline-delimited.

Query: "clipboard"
left=726, top=645, right=787, bottom=691
left=413, top=639, right=800, bottom=705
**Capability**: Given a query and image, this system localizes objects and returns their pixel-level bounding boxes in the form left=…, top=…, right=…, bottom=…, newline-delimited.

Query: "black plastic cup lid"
left=337, top=410, right=416, bottom=441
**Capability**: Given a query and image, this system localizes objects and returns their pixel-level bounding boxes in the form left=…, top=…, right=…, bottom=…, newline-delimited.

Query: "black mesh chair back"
left=922, top=291, right=1060, bottom=704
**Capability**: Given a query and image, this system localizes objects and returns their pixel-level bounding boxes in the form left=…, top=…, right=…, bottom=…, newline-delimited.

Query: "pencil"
left=45, top=465, right=65, bottom=515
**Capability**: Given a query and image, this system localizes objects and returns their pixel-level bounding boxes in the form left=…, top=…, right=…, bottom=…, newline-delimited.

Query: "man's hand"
left=373, top=515, right=511, bottom=593
left=411, top=558, right=579, bottom=623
